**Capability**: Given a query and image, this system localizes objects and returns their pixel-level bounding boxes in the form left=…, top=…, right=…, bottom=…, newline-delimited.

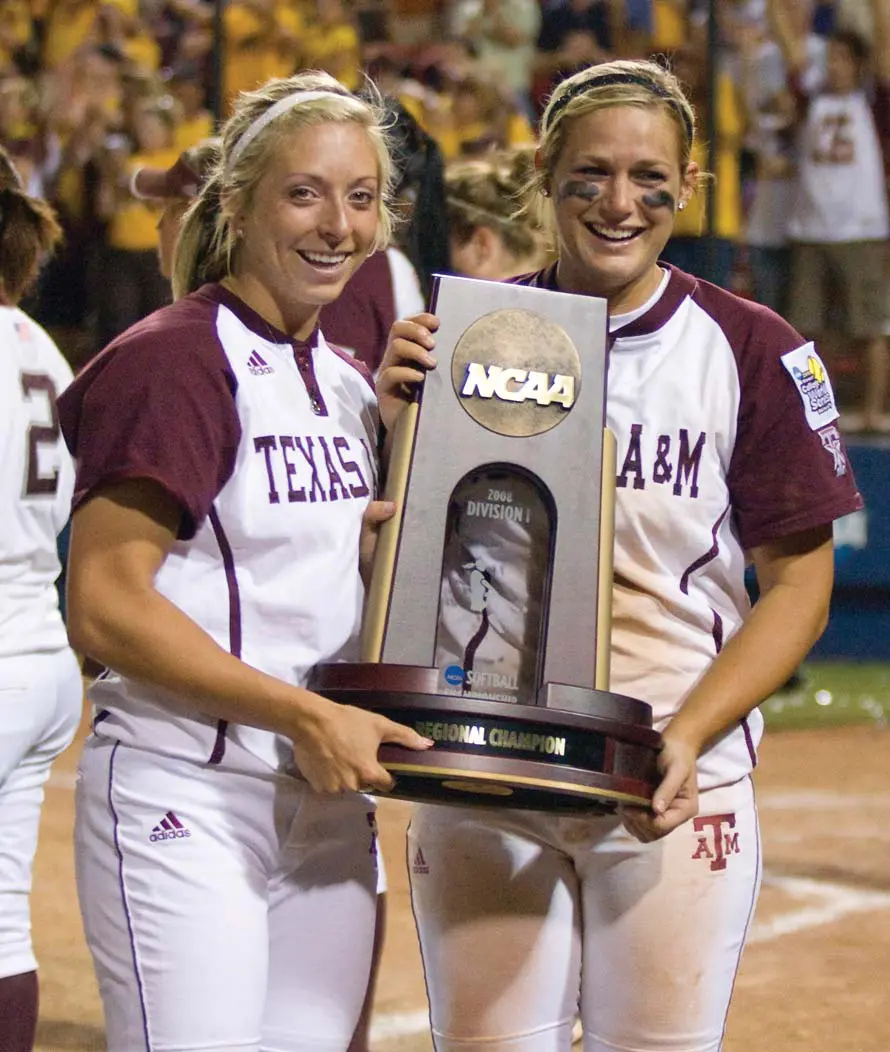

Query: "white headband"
left=226, top=89, right=351, bottom=174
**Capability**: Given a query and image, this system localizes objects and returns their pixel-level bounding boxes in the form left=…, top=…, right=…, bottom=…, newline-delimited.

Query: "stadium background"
left=3, top=0, right=888, bottom=1048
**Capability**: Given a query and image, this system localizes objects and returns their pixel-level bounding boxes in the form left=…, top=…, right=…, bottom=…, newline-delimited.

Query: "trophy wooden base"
left=310, top=665, right=661, bottom=815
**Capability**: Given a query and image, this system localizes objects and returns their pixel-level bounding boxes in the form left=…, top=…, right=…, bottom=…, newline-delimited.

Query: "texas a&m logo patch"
left=690, top=812, right=740, bottom=871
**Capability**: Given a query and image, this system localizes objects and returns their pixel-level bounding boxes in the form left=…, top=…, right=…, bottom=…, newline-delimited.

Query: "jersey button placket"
left=294, top=346, right=328, bottom=416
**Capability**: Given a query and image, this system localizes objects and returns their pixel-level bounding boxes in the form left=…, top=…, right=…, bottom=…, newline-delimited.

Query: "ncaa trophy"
left=311, top=275, right=660, bottom=813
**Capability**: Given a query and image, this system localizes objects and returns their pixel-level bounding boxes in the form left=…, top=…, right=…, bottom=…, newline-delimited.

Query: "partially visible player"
left=445, top=146, right=551, bottom=281
left=59, top=72, right=433, bottom=1052
left=0, top=146, right=82, bottom=1052
left=381, top=58, right=863, bottom=1051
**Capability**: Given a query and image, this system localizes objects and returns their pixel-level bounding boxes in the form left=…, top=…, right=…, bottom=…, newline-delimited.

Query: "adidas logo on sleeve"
left=149, top=811, right=192, bottom=842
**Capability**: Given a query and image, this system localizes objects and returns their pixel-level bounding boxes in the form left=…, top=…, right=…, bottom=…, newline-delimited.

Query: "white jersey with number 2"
left=0, top=306, right=74, bottom=658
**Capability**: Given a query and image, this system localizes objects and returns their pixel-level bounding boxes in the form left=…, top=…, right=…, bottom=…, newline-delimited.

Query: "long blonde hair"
left=173, top=72, right=396, bottom=299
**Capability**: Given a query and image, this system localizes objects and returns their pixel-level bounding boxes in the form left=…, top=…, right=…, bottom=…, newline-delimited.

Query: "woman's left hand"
left=619, top=732, right=700, bottom=843
left=376, top=313, right=439, bottom=433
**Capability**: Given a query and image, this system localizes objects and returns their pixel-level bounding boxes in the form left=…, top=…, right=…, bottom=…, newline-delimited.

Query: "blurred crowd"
left=2, top=0, right=888, bottom=427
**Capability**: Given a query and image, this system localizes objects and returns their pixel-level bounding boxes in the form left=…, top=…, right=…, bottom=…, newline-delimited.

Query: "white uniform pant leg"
left=75, top=739, right=280, bottom=1052
left=577, top=777, right=762, bottom=1052
left=75, top=738, right=380, bottom=1052
left=0, top=648, right=81, bottom=979
left=262, top=793, right=379, bottom=1052
left=408, top=804, right=582, bottom=1052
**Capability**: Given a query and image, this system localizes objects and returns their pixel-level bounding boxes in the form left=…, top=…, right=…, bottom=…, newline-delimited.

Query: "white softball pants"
left=0, top=647, right=81, bottom=979
left=75, top=737, right=380, bottom=1052
left=408, top=777, right=761, bottom=1052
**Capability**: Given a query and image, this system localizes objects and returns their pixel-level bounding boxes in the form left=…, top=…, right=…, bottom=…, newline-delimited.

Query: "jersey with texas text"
left=514, top=265, right=862, bottom=790
left=0, top=306, right=74, bottom=658
left=58, top=283, right=378, bottom=775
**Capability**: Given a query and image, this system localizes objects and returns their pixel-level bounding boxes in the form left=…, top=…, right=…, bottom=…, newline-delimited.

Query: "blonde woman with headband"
left=58, top=71, right=433, bottom=1052
left=446, top=146, right=551, bottom=281
left=382, top=58, right=862, bottom=1050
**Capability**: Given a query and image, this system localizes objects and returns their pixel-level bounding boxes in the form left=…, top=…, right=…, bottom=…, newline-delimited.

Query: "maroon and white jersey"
left=515, top=265, right=862, bottom=790
left=0, top=306, right=74, bottom=657
left=59, top=284, right=378, bottom=774
left=789, top=83, right=890, bottom=242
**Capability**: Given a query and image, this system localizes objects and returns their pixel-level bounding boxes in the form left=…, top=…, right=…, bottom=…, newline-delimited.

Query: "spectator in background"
left=0, top=0, right=34, bottom=75
left=738, top=1, right=825, bottom=317
left=450, top=0, right=541, bottom=117
left=27, top=44, right=127, bottom=367
left=533, top=0, right=617, bottom=114
left=659, top=41, right=746, bottom=290
left=433, top=74, right=535, bottom=160
left=770, top=0, right=890, bottom=432
left=94, top=94, right=178, bottom=345
left=0, top=76, right=54, bottom=197
left=94, top=0, right=162, bottom=75
left=41, top=0, right=102, bottom=71
left=222, top=0, right=301, bottom=109
left=301, top=0, right=363, bottom=92
left=166, top=61, right=214, bottom=150
left=651, top=0, right=690, bottom=50
left=387, top=0, right=443, bottom=47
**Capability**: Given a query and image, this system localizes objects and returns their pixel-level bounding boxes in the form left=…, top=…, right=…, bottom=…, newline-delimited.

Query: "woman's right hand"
left=291, top=695, right=434, bottom=794
left=376, top=313, right=439, bottom=433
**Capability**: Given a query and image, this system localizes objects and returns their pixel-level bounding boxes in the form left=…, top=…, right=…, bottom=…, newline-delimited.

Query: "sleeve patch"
left=779, top=343, right=839, bottom=431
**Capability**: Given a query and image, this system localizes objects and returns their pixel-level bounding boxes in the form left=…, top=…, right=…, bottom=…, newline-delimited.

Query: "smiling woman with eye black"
left=379, top=57, right=863, bottom=1052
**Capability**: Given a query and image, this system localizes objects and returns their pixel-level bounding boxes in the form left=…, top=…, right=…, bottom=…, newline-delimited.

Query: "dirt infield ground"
left=32, top=718, right=890, bottom=1052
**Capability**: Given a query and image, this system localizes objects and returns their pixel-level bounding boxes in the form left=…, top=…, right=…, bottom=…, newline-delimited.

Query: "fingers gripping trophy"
left=312, top=275, right=661, bottom=813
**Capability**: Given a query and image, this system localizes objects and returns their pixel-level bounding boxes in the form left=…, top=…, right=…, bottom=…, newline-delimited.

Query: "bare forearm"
left=666, top=581, right=828, bottom=752
left=68, top=582, right=323, bottom=738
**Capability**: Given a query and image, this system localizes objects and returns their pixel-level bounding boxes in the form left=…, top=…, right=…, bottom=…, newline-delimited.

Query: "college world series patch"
left=780, top=343, right=839, bottom=431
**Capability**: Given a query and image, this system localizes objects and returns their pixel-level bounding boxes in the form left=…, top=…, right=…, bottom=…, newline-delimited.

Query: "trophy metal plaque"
left=311, top=275, right=661, bottom=814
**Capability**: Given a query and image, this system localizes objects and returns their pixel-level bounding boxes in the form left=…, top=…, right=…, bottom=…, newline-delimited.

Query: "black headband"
left=543, top=72, right=694, bottom=142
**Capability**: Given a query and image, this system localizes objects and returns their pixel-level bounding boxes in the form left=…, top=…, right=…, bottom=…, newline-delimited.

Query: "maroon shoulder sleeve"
left=693, top=288, right=863, bottom=550
left=58, top=293, right=241, bottom=540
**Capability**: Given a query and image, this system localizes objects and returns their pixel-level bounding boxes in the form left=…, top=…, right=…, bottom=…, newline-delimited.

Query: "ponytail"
left=171, top=172, right=228, bottom=300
